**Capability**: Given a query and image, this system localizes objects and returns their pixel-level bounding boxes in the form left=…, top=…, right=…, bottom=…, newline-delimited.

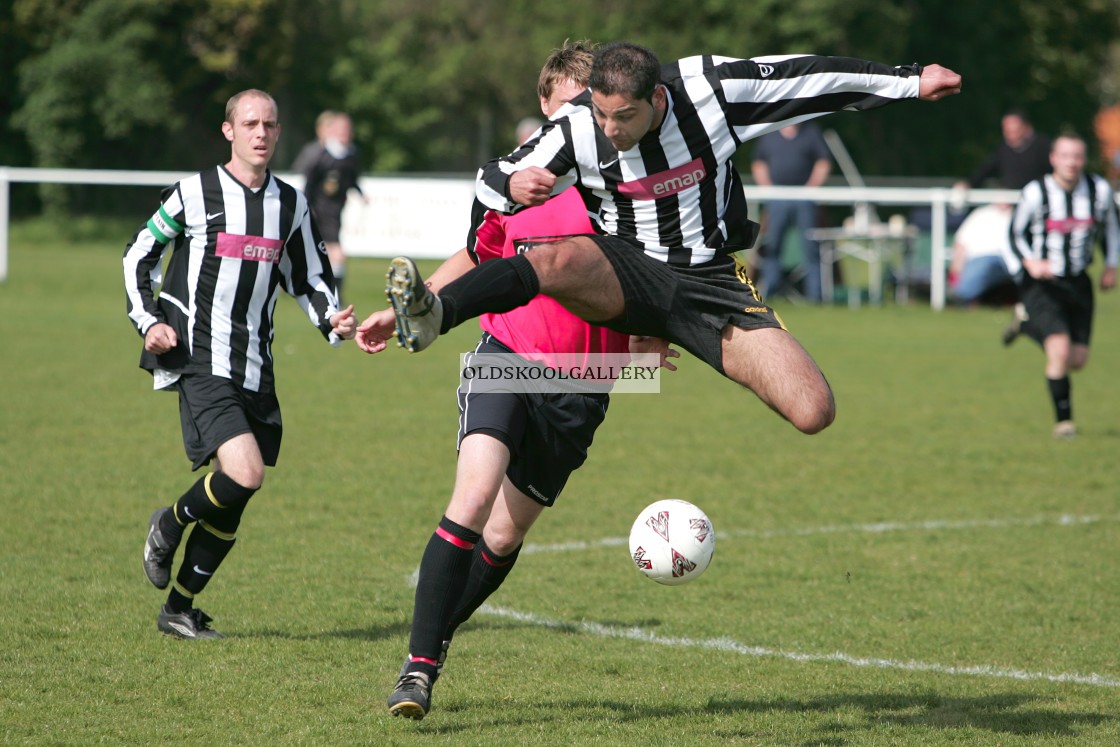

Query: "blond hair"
left=537, top=39, right=596, bottom=101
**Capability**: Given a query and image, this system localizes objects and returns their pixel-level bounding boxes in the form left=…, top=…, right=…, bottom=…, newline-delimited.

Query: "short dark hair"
left=590, top=42, right=661, bottom=102
left=225, top=89, right=277, bottom=123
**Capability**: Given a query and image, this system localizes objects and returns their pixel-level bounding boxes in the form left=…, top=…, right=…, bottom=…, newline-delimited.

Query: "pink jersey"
left=471, top=188, right=630, bottom=369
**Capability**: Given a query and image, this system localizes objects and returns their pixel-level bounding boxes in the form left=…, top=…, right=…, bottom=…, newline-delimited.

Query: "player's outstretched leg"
left=386, top=257, right=444, bottom=352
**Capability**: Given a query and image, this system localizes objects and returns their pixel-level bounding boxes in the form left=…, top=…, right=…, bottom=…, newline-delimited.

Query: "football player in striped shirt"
left=125, top=89, right=356, bottom=639
left=1003, top=133, right=1118, bottom=438
left=358, top=41, right=677, bottom=720
left=386, top=42, right=961, bottom=440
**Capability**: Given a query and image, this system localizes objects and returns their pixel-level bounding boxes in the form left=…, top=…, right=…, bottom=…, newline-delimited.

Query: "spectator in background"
left=1092, top=103, right=1120, bottom=186
left=751, top=122, right=832, bottom=302
left=949, top=202, right=1016, bottom=305
left=515, top=116, right=545, bottom=146
left=292, top=110, right=366, bottom=302
left=959, top=109, right=1051, bottom=190
left=1002, top=133, right=1118, bottom=439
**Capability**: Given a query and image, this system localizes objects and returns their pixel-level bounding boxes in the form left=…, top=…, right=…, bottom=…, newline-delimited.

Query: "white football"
left=628, top=499, right=715, bottom=585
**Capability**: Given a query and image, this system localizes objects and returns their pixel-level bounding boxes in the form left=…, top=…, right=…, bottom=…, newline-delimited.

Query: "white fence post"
left=930, top=188, right=948, bottom=311
left=0, top=167, right=9, bottom=284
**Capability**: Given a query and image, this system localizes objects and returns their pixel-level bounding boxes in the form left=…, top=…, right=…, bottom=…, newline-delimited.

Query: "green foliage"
left=4, top=0, right=1120, bottom=187
left=13, top=0, right=176, bottom=165
left=1, top=223, right=1119, bottom=743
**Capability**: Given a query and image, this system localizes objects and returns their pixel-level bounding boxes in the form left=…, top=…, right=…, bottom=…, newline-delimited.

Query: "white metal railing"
left=0, top=166, right=1021, bottom=309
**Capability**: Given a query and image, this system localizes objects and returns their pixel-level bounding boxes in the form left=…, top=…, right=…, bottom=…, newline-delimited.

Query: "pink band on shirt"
left=216, top=232, right=284, bottom=263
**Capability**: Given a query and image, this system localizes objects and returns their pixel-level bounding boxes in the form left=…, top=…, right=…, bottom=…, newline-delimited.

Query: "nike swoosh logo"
left=193, top=565, right=214, bottom=576
left=206, top=211, right=224, bottom=220
left=182, top=506, right=197, bottom=520
left=599, top=158, right=619, bottom=170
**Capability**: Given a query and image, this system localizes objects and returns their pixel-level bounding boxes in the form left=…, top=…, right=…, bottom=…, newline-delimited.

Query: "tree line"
left=2, top=0, right=1118, bottom=214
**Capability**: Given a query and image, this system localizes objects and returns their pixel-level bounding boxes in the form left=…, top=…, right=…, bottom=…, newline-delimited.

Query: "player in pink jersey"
left=356, top=41, right=675, bottom=720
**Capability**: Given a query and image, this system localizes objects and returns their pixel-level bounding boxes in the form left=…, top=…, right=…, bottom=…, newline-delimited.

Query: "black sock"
left=438, top=254, right=540, bottom=334
left=165, top=587, right=193, bottom=613
left=168, top=521, right=238, bottom=606
left=1047, top=376, right=1072, bottom=422
left=406, top=516, right=481, bottom=676
left=161, top=472, right=255, bottom=544
left=446, top=539, right=522, bottom=641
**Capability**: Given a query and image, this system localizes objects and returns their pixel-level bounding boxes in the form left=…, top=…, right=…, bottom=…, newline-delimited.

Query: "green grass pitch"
left=1, top=218, right=1118, bottom=745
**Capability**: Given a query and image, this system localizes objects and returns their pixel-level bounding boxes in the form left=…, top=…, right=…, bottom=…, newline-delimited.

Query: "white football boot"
left=385, top=257, right=443, bottom=352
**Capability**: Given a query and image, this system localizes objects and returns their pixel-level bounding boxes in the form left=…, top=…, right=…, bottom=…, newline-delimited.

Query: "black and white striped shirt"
left=476, top=54, right=922, bottom=266
left=1006, top=173, right=1120, bottom=279
left=124, top=165, right=340, bottom=393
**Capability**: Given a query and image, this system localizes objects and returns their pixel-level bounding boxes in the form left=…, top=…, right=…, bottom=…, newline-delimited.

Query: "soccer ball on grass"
left=628, top=499, right=715, bottom=585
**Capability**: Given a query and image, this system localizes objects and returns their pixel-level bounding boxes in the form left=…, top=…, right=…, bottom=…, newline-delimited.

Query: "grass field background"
left=1, top=218, right=1118, bottom=745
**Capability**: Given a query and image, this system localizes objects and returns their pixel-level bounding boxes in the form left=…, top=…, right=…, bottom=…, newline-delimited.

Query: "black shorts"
left=1020, top=273, right=1094, bottom=345
left=457, top=335, right=609, bottom=507
left=587, top=235, right=784, bottom=374
left=311, top=205, right=343, bottom=243
left=174, top=374, right=283, bottom=471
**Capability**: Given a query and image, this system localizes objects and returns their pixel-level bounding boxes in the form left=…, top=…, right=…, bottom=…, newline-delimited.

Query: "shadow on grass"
left=410, top=691, right=1111, bottom=741
left=228, top=615, right=663, bottom=643
left=231, top=619, right=412, bottom=642
left=706, top=692, right=1112, bottom=738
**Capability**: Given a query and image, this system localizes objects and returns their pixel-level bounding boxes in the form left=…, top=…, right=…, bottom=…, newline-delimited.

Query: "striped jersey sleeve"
left=123, top=165, right=340, bottom=393
left=124, top=184, right=186, bottom=336
left=1007, top=174, right=1118, bottom=278
left=476, top=54, right=921, bottom=266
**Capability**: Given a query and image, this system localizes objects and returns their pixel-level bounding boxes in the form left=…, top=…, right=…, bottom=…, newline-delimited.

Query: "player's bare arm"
left=426, top=248, right=476, bottom=292
left=918, top=64, right=962, bottom=101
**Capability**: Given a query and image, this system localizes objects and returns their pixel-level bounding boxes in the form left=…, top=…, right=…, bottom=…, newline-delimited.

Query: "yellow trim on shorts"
left=733, top=252, right=788, bottom=331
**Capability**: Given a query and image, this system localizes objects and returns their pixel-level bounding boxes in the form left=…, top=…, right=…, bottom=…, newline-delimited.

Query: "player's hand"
left=1101, top=266, right=1117, bottom=291
left=144, top=322, right=178, bottom=354
left=918, top=64, right=962, bottom=101
left=1023, top=258, right=1054, bottom=280
left=629, top=335, right=679, bottom=372
left=355, top=308, right=397, bottom=354
left=509, top=167, right=556, bottom=207
left=330, top=305, right=357, bottom=340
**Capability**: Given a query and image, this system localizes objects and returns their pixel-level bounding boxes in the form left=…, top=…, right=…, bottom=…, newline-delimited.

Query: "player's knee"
left=791, top=392, right=836, bottom=435
left=484, top=526, right=525, bottom=557
left=224, top=464, right=264, bottom=491
left=527, top=238, right=600, bottom=285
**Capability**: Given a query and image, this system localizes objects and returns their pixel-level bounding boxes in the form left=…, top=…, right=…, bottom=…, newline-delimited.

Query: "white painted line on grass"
left=479, top=604, right=1120, bottom=689
left=521, top=513, right=1120, bottom=556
